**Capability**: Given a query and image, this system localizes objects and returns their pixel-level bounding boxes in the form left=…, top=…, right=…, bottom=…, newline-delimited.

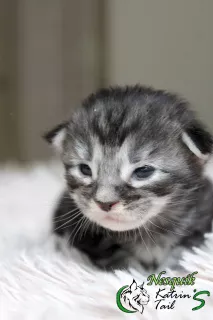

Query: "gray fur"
left=45, top=85, right=213, bottom=271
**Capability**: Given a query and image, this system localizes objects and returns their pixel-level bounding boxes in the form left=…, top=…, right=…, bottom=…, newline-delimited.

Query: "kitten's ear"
left=182, top=120, right=213, bottom=161
left=43, top=122, right=68, bottom=152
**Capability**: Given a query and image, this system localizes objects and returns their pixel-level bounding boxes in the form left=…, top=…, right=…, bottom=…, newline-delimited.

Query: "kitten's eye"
left=79, top=164, right=92, bottom=177
left=133, top=166, right=155, bottom=179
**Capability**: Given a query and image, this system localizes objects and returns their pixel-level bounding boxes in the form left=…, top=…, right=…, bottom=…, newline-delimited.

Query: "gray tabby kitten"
left=44, top=85, right=213, bottom=271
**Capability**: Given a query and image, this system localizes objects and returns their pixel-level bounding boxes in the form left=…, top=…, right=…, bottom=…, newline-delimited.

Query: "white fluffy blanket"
left=0, top=162, right=213, bottom=319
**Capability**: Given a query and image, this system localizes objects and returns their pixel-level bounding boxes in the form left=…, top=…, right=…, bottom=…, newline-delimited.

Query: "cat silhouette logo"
left=116, top=279, right=150, bottom=314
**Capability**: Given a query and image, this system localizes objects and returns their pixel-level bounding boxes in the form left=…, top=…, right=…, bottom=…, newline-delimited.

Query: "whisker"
left=77, top=216, right=86, bottom=241
left=157, top=215, right=185, bottom=226
left=156, top=215, right=191, bottom=234
left=148, top=220, right=186, bottom=236
left=65, top=217, right=83, bottom=247
left=79, top=217, right=91, bottom=241
left=137, top=227, right=152, bottom=258
left=143, top=223, right=174, bottom=237
left=53, top=207, right=80, bottom=221
left=59, top=217, right=82, bottom=231
left=54, top=211, right=82, bottom=231
left=81, top=219, right=90, bottom=238
left=133, top=229, right=137, bottom=243
left=71, top=216, right=86, bottom=246
left=124, top=230, right=128, bottom=243
left=143, top=226, right=157, bottom=246
left=54, top=212, right=80, bottom=224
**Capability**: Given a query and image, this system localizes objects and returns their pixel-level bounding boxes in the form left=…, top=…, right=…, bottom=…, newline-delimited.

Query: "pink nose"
left=95, top=201, right=119, bottom=212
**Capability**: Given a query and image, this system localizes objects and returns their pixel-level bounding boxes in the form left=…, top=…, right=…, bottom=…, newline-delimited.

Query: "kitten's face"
left=64, top=137, right=171, bottom=232
left=45, top=86, right=212, bottom=232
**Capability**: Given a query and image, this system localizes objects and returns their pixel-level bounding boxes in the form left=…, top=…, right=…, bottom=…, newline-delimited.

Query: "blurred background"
left=1, top=0, right=213, bottom=162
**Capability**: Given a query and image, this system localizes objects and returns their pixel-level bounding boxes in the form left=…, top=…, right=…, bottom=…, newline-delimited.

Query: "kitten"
left=44, top=85, right=213, bottom=271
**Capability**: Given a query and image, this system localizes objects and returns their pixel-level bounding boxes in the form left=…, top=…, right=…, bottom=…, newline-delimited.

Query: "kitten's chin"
left=96, top=216, right=142, bottom=232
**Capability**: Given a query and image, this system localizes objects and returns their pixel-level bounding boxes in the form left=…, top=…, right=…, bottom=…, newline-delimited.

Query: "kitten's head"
left=44, top=86, right=212, bottom=232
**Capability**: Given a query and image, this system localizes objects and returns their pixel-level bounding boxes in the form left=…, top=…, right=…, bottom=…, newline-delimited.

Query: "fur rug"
left=0, top=162, right=213, bottom=319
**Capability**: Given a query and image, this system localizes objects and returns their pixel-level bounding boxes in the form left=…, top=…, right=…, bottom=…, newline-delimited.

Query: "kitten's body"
left=46, top=86, right=213, bottom=271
